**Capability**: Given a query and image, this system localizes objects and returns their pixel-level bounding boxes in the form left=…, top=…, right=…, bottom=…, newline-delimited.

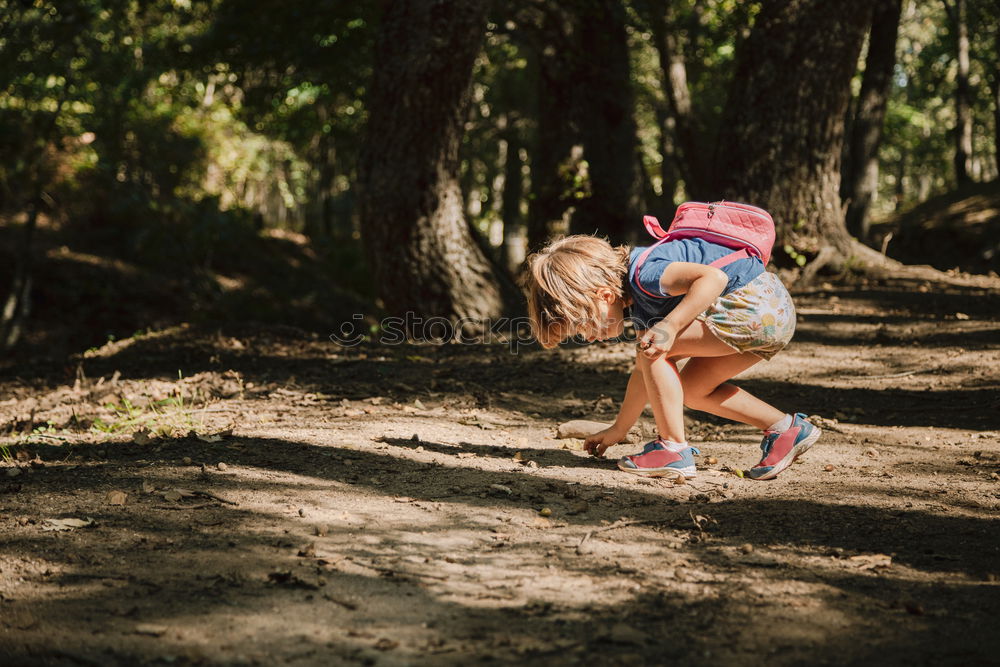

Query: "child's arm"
left=638, top=262, right=727, bottom=359
left=584, top=360, right=646, bottom=457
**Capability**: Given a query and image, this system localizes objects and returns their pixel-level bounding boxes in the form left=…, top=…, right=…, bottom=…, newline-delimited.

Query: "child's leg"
left=640, top=319, right=784, bottom=433
left=679, top=354, right=785, bottom=430
left=635, top=353, right=685, bottom=442
left=635, top=319, right=764, bottom=441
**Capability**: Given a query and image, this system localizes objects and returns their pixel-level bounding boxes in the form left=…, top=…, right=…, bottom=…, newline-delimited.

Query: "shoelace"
left=759, top=430, right=779, bottom=455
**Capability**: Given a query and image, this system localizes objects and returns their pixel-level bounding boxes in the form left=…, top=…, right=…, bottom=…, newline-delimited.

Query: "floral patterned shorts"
left=696, top=271, right=796, bottom=360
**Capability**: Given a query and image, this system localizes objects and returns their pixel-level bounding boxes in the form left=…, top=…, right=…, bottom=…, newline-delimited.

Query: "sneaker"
left=617, top=440, right=701, bottom=479
left=748, top=413, right=821, bottom=480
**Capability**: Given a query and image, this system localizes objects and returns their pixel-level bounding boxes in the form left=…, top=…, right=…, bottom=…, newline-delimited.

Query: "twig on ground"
left=844, top=367, right=934, bottom=380
left=577, top=518, right=671, bottom=549
left=191, top=490, right=239, bottom=505
left=153, top=503, right=216, bottom=510
left=356, top=561, right=449, bottom=581
left=323, top=593, right=359, bottom=610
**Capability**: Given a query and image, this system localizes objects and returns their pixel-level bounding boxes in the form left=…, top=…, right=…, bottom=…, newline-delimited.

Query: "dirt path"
left=1, top=276, right=999, bottom=666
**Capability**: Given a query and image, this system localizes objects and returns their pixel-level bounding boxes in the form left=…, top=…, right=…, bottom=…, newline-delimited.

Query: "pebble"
left=217, top=462, right=228, bottom=471
left=6, top=468, right=22, bottom=478
left=182, top=457, right=192, bottom=465
left=740, top=543, right=754, bottom=554
left=539, top=507, right=552, bottom=517
left=298, top=508, right=305, bottom=517
left=824, top=464, right=835, bottom=472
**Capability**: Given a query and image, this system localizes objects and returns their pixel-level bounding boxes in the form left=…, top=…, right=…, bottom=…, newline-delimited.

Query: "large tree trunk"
left=944, top=0, right=974, bottom=186
left=358, top=0, right=513, bottom=327
left=842, top=0, right=904, bottom=242
left=645, top=1, right=710, bottom=200
left=569, top=0, right=645, bottom=243
left=713, top=0, right=887, bottom=275
left=525, top=5, right=578, bottom=252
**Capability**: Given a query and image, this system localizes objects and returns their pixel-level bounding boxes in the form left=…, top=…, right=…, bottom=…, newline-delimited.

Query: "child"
left=522, top=233, right=820, bottom=480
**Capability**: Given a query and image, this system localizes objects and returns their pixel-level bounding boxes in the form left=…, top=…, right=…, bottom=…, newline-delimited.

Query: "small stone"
left=217, top=462, right=228, bottom=471
left=824, top=464, right=835, bottom=472
left=6, top=468, right=21, bottom=478
left=298, top=508, right=306, bottom=517
left=182, top=457, right=192, bottom=465
left=411, top=433, right=420, bottom=442
left=315, top=525, right=329, bottom=537
left=539, top=508, right=552, bottom=517
left=706, top=456, right=718, bottom=465
left=526, top=460, right=539, bottom=469
left=740, top=543, right=754, bottom=554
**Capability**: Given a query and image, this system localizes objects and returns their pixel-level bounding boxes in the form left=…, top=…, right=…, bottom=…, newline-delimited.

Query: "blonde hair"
left=521, top=235, right=630, bottom=348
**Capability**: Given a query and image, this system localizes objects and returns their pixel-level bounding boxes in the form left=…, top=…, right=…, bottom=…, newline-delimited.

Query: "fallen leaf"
left=106, top=490, right=127, bottom=506
left=134, top=624, right=168, bottom=637
left=141, top=480, right=156, bottom=494
left=42, top=517, right=95, bottom=531
left=197, top=434, right=223, bottom=443
left=490, top=484, right=513, bottom=495
left=955, top=312, right=969, bottom=320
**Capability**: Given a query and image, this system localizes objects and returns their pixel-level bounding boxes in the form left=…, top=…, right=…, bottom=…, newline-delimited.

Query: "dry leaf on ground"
left=106, top=490, right=127, bottom=506
left=42, top=518, right=95, bottom=531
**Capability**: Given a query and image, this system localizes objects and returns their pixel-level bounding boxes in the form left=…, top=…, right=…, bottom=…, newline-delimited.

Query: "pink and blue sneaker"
left=617, top=439, right=700, bottom=479
left=748, top=413, right=821, bottom=480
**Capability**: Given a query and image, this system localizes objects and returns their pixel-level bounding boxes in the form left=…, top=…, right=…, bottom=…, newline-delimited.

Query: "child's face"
left=577, top=290, right=627, bottom=343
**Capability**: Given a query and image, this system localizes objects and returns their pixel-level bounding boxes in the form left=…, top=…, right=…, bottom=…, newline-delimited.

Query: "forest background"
left=1, top=0, right=999, bottom=355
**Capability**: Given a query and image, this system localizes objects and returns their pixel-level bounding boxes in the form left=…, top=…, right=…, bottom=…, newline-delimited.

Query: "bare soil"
left=1, top=274, right=999, bottom=666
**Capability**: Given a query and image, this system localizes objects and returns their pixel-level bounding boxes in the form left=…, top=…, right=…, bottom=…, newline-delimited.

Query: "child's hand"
left=584, top=426, right=628, bottom=458
left=638, top=323, right=676, bottom=360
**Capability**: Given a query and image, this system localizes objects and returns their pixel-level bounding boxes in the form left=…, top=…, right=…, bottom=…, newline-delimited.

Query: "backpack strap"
left=708, top=247, right=753, bottom=268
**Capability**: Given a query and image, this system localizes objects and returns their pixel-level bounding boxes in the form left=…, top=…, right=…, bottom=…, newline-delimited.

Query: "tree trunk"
left=646, top=2, right=710, bottom=200
left=842, top=0, right=904, bottom=242
left=526, top=6, right=578, bottom=252
left=358, top=0, right=514, bottom=327
left=499, top=123, right=525, bottom=271
left=1, top=200, right=38, bottom=352
left=990, top=32, right=1000, bottom=176
left=713, top=0, right=883, bottom=274
left=570, top=0, right=646, bottom=243
left=944, top=0, right=974, bottom=186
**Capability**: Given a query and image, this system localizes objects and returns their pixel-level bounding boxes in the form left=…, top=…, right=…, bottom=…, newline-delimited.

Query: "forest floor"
left=1, top=272, right=999, bottom=666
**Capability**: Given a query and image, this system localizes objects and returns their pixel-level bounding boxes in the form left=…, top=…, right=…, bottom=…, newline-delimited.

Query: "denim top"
left=626, top=238, right=764, bottom=330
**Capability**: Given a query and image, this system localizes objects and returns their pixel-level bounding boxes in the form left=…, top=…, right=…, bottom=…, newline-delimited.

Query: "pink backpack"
left=632, top=200, right=774, bottom=298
